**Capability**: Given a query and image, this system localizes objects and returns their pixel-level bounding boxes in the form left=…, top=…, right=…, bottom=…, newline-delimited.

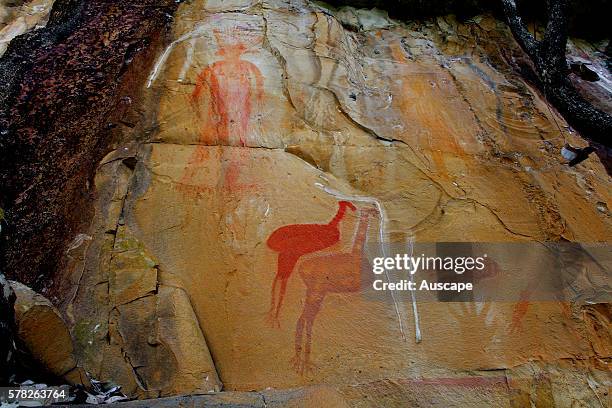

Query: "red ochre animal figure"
left=291, top=207, right=375, bottom=374
left=266, top=200, right=357, bottom=327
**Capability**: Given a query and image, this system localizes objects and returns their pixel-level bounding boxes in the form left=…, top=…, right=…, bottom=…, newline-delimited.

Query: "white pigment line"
left=147, top=25, right=208, bottom=88
left=178, top=37, right=196, bottom=82
left=405, top=236, right=422, bottom=343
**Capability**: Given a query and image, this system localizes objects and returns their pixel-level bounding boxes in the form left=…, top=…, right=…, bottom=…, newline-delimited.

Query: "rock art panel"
left=267, top=200, right=357, bottom=326
left=127, top=143, right=417, bottom=389
left=54, top=0, right=611, bottom=399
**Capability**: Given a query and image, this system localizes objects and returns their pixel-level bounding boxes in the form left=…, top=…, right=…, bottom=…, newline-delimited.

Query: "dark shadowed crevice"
left=323, top=0, right=610, bottom=39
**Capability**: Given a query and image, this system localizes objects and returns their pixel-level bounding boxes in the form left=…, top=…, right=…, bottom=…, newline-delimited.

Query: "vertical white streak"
left=405, top=236, right=422, bottom=343
left=178, top=37, right=196, bottom=82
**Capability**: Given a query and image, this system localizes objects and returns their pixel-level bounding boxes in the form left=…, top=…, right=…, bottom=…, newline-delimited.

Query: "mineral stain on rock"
left=0, top=0, right=610, bottom=406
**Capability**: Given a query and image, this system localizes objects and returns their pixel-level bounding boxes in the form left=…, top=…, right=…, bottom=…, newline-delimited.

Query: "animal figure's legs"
left=267, top=274, right=279, bottom=327
left=292, top=289, right=324, bottom=374
left=293, top=302, right=307, bottom=367
left=267, top=252, right=300, bottom=326
left=275, top=278, right=289, bottom=320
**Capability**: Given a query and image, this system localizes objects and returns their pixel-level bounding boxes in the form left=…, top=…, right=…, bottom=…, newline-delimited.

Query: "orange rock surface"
left=49, top=1, right=610, bottom=405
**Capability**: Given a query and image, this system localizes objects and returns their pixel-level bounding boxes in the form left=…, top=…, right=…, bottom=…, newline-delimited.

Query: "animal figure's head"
left=338, top=200, right=357, bottom=212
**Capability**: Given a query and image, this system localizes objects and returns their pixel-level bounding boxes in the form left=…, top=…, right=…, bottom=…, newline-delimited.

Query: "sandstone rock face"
left=10, top=280, right=88, bottom=385
left=0, top=0, right=54, bottom=56
left=58, top=155, right=222, bottom=398
left=54, top=0, right=610, bottom=405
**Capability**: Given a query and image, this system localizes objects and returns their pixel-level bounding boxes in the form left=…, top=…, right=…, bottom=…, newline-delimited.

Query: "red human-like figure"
left=509, top=289, right=531, bottom=333
left=266, top=201, right=357, bottom=327
left=292, top=208, right=375, bottom=374
left=179, top=28, right=264, bottom=194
